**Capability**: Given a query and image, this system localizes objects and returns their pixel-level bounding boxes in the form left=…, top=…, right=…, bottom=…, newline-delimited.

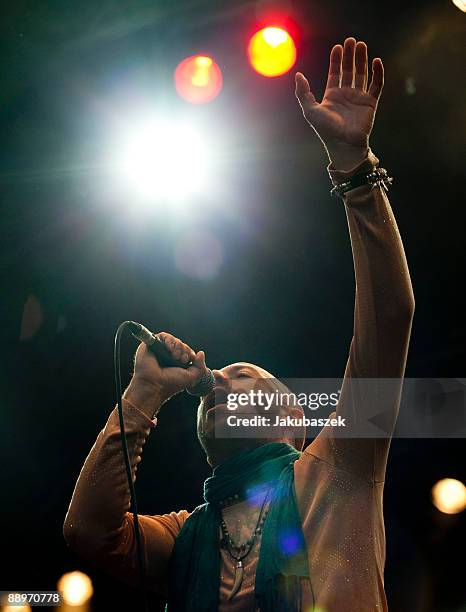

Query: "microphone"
left=127, top=322, right=215, bottom=397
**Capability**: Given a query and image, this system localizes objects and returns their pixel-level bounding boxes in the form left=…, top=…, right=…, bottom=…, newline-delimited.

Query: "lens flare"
left=174, top=228, right=223, bottom=280
left=174, top=55, right=223, bottom=104
left=278, top=527, right=302, bottom=556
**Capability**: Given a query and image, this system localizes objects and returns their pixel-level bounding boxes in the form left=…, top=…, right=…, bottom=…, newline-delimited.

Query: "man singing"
left=64, top=38, right=414, bottom=611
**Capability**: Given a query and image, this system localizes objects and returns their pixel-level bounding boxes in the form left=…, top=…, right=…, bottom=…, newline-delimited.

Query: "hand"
left=295, top=37, right=384, bottom=171
left=125, top=332, right=208, bottom=413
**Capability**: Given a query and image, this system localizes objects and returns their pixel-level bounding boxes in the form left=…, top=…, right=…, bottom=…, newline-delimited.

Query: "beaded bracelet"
left=330, top=167, right=394, bottom=198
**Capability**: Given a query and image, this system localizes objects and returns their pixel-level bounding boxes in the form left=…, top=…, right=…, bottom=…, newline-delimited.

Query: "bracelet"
left=330, top=167, right=393, bottom=198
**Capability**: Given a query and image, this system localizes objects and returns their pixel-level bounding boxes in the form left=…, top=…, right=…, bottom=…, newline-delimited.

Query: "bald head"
left=196, top=362, right=305, bottom=467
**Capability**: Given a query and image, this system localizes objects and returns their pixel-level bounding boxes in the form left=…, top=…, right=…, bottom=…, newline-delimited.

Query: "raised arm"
left=295, top=38, right=415, bottom=482
left=63, top=334, right=207, bottom=595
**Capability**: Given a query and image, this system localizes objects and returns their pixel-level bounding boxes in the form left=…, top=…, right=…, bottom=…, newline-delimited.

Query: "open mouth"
left=204, top=388, right=230, bottom=414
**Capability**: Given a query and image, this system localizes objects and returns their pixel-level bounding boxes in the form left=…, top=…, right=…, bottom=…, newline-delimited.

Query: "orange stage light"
left=431, top=478, right=466, bottom=514
left=174, top=55, right=223, bottom=104
left=247, top=26, right=296, bottom=77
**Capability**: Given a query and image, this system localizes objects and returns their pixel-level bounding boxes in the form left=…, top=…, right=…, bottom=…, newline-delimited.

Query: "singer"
left=64, top=38, right=414, bottom=611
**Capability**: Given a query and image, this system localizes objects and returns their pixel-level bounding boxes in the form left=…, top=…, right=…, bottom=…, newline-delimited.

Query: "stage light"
left=174, top=55, right=223, bottom=104
left=431, top=478, right=466, bottom=514
left=1, top=604, right=31, bottom=612
left=113, top=117, right=213, bottom=205
left=452, top=0, right=466, bottom=12
left=57, top=571, right=94, bottom=606
left=247, top=26, right=296, bottom=77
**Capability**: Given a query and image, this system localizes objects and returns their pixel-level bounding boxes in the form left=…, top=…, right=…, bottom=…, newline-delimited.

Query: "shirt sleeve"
left=63, top=398, right=190, bottom=596
left=302, top=150, right=415, bottom=483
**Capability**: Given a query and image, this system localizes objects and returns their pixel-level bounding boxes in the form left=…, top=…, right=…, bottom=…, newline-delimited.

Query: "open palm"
left=295, top=38, right=384, bottom=156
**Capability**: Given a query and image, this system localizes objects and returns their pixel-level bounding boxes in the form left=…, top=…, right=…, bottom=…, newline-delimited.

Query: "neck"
left=207, top=439, right=271, bottom=468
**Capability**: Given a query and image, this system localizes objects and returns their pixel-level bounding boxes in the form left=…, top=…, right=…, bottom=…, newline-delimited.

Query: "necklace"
left=219, top=490, right=271, bottom=600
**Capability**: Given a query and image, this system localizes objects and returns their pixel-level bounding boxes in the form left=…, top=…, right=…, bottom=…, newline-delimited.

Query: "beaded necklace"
left=219, top=490, right=271, bottom=600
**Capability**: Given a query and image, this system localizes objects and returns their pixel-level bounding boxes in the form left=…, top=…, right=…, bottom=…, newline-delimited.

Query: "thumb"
left=185, top=350, right=208, bottom=389
left=191, top=350, right=207, bottom=374
left=295, top=72, right=317, bottom=108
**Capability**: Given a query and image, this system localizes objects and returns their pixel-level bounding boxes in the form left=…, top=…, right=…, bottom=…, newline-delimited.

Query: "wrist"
left=325, top=142, right=369, bottom=172
left=124, top=377, right=167, bottom=419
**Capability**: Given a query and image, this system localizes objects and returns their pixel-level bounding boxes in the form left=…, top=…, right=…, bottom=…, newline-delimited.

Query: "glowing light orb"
left=57, top=570, right=94, bottom=606
left=247, top=27, right=296, bottom=77
left=452, top=0, right=466, bottom=12
left=174, top=55, right=223, bottom=104
left=114, top=117, right=212, bottom=205
left=431, top=478, right=466, bottom=514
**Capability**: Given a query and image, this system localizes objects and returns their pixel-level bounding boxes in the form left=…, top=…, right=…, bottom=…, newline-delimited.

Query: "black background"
left=1, top=1, right=465, bottom=610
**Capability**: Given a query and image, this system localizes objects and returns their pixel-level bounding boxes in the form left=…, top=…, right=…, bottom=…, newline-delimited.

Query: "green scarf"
left=166, top=442, right=310, bottom=611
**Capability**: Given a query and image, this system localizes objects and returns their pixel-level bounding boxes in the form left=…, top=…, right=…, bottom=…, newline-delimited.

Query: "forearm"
left=308, top=152, right=414, bottom=480
left=333, top=151, right=415, bottom=379
left=63, top=383, right=163, bottom=555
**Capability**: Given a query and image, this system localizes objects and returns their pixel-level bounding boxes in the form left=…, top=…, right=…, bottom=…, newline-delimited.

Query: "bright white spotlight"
left=431, top=478, right=466, bottom=515
left=114, top=117, right=212, bottom=206
left=57, top=570, right=94, bottom=606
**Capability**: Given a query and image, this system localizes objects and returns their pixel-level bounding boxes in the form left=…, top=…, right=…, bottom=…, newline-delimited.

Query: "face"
left=196, top=362, right=304, bottom=467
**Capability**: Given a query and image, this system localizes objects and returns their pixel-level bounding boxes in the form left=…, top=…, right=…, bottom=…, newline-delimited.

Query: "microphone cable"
left=113, top=321, right=214, bottom=611
left=114, top=321, right=150, bottom=612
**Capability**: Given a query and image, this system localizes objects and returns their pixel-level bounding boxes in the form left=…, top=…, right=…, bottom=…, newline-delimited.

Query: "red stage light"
left=174, top=55, right=223, bottom=104
left=247, top=26, right=296, bottom=77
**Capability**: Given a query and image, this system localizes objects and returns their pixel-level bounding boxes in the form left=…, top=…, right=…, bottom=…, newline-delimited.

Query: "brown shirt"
left=64, top=151, right=414, bottom=611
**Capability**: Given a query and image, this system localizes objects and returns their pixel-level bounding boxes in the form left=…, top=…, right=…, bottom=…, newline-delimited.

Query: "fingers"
left=295, top=72, right=317, bottom=108
left=354, top=41, right=368, bottom=90
left=186, top=350, right=208, bottom=387
left=368, top=57, right=384, bottom=100
left=341, top=37, right=356, bottom=87
left=192, top=350, right=207, bottom=371
left=326, top=38, right=382, bottom=98
left=325, top=44, right=342, bottom=90
left=298, top=36, right=383, bottom=111
left=157, top=332, right=196, bottom=364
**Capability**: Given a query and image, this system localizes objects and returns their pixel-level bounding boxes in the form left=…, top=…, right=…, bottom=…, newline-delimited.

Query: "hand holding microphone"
left=113, top=323, right=211, bottom=593
left=124, top=323, right=214, bottom=417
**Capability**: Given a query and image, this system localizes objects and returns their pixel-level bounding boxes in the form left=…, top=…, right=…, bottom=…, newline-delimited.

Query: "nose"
left=212, top=369, right=230, bottom=389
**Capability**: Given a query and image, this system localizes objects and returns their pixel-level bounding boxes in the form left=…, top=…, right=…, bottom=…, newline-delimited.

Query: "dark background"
left=1, top=1, right=465, bottom=610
